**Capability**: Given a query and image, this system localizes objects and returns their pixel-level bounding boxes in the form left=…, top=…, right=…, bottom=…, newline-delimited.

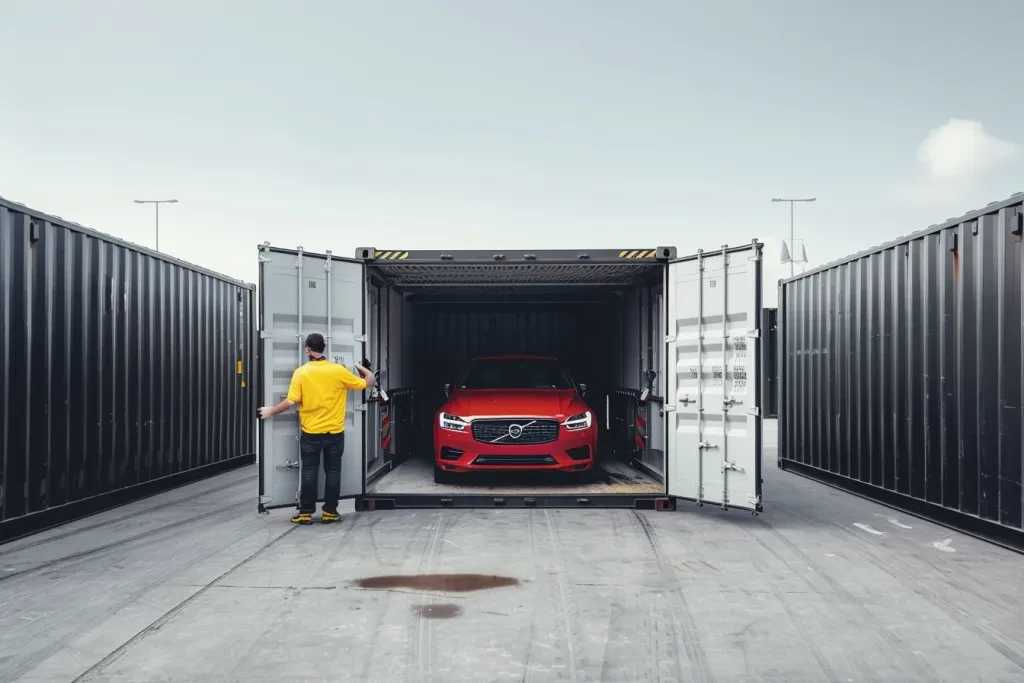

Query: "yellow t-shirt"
left=287, top=360, right=368, bottom=434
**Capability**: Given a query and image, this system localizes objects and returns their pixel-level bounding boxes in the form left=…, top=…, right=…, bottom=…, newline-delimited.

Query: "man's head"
left=305, top=332, right=326, bottom=360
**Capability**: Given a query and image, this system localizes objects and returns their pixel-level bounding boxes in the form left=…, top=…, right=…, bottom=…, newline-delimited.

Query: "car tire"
left=434, top=466, right=455, bottom=485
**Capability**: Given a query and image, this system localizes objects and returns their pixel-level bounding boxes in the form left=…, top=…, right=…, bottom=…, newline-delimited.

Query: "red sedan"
left=433, top=355, right=597, bottom=483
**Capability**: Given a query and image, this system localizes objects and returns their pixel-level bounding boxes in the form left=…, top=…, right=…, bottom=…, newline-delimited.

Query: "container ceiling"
left=372, top=262, right=662, bottom=290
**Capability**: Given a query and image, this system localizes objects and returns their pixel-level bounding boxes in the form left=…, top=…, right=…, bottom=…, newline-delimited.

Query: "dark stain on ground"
left=355, top=573, right=520, bottom=592
left=414, top=603, right=462, bottom=619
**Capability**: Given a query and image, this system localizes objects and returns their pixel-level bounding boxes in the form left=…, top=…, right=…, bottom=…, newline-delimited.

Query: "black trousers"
left=298, top=431, right=345, bottom=514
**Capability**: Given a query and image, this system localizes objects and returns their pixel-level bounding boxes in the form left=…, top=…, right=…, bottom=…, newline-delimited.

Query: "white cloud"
left=888, top=118, right=1020, bottom=203
left=916, top=118, right=1018, bottom=179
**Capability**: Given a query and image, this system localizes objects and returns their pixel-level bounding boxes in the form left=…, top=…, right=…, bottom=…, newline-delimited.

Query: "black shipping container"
left=778, top=192, right=1024, bottom=548
left=0, top=197, right=256, bottom=543
left=761, top=307, right=778, bottom=419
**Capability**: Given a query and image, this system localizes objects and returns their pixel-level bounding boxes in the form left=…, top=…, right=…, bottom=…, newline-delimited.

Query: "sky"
left=2, top=0, right=1023, bottom=306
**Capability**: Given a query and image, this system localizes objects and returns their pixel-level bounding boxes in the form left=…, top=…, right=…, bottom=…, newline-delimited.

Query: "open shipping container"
left=778, top=192, right=1024, bottom=548
left=0, top=197, right=257, bottom=543
left=258, top=241, right=765, bottom=511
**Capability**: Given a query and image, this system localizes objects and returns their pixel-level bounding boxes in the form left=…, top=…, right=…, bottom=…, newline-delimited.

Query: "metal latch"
left=721, top=461, right=745, bottom=473
left=722, top=397, right=739, bottom=409
left=697, top=440, right=717, bottom=450
left=276, top=460, right=299, bottom=470
left=680, top=395, right=695, bottom=406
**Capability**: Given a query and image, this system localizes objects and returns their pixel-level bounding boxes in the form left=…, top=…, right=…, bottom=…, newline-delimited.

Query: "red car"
left=433, top=355, right=597, bottom=483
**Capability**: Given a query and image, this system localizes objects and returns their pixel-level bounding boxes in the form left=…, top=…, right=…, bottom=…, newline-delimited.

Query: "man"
left=258, top=332, right=376, bottom=525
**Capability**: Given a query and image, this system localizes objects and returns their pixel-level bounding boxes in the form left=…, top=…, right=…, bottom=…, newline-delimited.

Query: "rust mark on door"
left=354, top=573, right=520, bottom=592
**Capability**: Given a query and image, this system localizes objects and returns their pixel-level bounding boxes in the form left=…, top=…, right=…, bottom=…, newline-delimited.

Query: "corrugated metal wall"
left=778, top=193, right=1023, bottom=545
left=0, top=199, right=256, bottom=542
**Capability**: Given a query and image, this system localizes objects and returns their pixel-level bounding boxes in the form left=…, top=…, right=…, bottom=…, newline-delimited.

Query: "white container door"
left=665, top=243, right=763, bottom=510
left=258, top=246, right=366, bottom=510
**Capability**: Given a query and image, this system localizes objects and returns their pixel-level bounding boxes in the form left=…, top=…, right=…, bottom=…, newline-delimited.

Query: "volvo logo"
left=508, top=424, right=524, bottom=439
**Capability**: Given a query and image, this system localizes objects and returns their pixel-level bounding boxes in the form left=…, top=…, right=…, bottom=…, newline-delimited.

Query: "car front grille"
left=471, top=419, right=559, bottom=445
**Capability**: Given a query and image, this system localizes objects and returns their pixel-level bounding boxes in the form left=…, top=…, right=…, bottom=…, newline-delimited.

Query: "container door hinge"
left=354, top=334, right=367, bottom=343
left=748, top=494, right=762, bottom=508
left=722, top=461, right=744, bottom=473
left=356, top=404, right=368, bottom=412
left=276, top=460, right=299, bottom=470
left=259, top=495, right=273, bottom=505
left=258, top=242, right=273, bottom=263
left=664, top=335, right=677, bottom=343
left=259, top=330, right=273, bottom=339
left=746, top=328, right=760, bottom=339
left=698, top=440, right=717, bottom=450
left=663, top=404, right=676, bottom=413
left=747, top=406, right=761, bottom=417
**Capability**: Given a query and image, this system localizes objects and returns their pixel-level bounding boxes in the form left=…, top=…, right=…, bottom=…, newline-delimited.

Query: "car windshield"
left=458, top=358, right=574, bottom=390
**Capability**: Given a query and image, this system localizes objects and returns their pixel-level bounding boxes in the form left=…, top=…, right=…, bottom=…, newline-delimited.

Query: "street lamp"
left=133, top=199, right=178, bottom=251
left=771, top=197, right=815, bottom=277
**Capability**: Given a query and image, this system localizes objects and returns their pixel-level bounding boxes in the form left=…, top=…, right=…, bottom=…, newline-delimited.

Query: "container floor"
left=368, top=455, right=664, bottom=496
left=2, top=422, right=1023, bottom=682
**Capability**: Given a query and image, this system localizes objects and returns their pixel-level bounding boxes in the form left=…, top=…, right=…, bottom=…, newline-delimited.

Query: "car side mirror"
left=578, top=383, right=587, bottom=397
left=443, top=383, right=452, bottom=397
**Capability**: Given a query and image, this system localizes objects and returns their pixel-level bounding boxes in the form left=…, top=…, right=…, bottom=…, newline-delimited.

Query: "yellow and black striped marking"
left=374, top=250, right=411, bottom=260
left=618, top=249, right=658, bottom=259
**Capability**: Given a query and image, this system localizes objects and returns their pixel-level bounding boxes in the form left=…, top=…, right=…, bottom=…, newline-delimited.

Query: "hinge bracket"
left=747, top=406, right=761, bottom=417
left=356, top=404, right=368, bottom=412
left=663, top=404, right=676, bottom=413
left=746, top=328, right=760, bottom=339
left=664, top=335, right=677, bottom=343
left=258, top=242, right=273, bottom=263
left=259, top=330, right=273, bottom=339
left=354, top=334, right=367, bottom=343
left=276, top=460, right=299, bottom=470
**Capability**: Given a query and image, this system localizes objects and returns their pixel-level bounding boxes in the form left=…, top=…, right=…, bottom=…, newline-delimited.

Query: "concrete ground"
left=1, top=421, right=1023, bottom=682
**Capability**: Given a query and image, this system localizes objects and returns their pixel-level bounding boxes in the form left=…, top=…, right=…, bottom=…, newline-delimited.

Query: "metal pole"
left=789, top=201, right=794, bottom=278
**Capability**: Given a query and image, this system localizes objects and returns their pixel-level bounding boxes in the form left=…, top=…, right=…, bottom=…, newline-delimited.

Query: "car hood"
left=444, top=390, right=587, bottom=420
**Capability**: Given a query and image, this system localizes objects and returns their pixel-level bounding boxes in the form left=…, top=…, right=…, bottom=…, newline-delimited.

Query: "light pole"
left=771, top=197, right=815, bottom=276
left=133, top=199, right=178, bottom=251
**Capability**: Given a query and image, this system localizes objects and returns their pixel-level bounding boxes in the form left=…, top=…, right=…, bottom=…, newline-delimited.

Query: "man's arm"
left=258, top=398, right=295, bottom=419
left=258, top=368, right=302, bottom=419
left=354, top=363, right=377, bottom=388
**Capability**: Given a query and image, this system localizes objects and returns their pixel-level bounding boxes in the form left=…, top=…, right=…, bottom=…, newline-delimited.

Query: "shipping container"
left=257, top=242, right=765, bottom=512
left=778, top=192, right=1024, bottom=549
left=761, top=307, right=779, bottom=418
left=0, top=197, right=257, bottom=543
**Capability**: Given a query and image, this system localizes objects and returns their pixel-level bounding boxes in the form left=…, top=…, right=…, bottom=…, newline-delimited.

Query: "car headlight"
left=439, top=412, right=470, bottom=431
left=563, top=411, right=592, bottom=431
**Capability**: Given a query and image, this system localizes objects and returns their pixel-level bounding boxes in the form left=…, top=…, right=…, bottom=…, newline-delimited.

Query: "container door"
left=665, top=243, right=763, bottom=510
left=258, top=246, right=366, bottom=511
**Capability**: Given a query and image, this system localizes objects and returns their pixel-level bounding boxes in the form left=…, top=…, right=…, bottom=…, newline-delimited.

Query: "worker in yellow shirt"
left=258, top=332, right=376, bottom=525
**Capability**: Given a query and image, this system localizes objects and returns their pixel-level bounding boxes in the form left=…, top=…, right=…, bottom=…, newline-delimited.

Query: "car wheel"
left=434, top=466, right=455, bottom=485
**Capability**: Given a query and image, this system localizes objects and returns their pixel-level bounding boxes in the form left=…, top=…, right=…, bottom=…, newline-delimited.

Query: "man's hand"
left=258, top=399, right=295, bottom=419
left=355, top=363, right=377, bottom=388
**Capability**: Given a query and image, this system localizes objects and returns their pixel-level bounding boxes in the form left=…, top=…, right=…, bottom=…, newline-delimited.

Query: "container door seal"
left=258, top=246, right=366, bottom=510
left=665, top=243, right=763, bottom=510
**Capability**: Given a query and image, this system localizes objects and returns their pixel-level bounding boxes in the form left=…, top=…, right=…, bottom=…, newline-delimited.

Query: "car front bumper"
left=434, top=423, right=597, bottom=473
